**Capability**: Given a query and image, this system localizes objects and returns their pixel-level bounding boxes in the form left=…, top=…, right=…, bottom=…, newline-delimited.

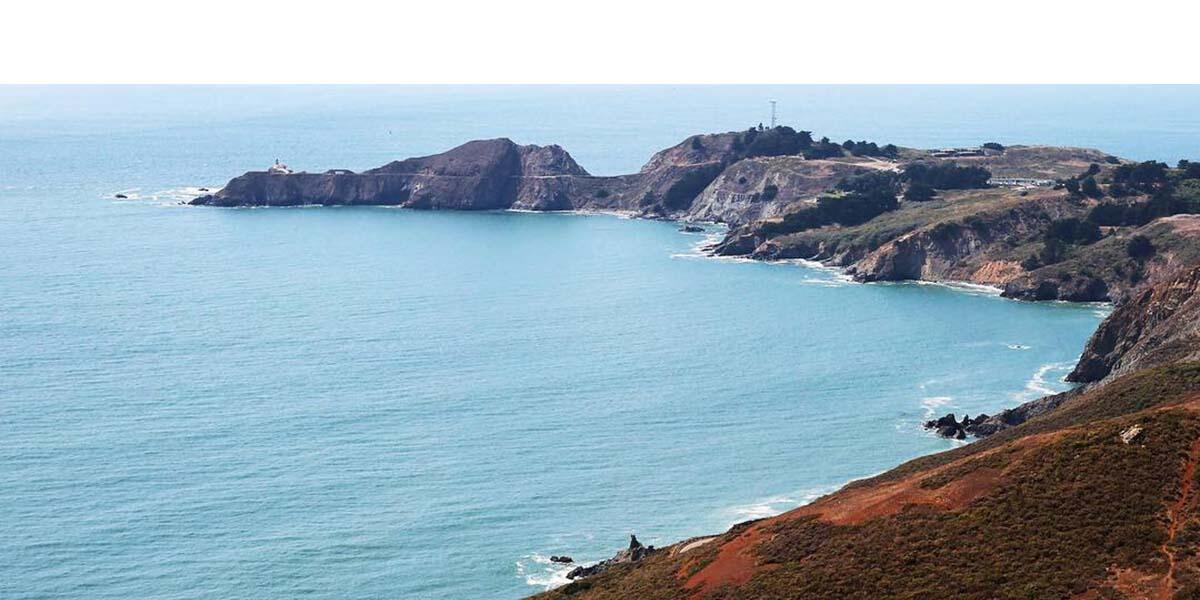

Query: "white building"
left=267, top=159, right=293, bottom=175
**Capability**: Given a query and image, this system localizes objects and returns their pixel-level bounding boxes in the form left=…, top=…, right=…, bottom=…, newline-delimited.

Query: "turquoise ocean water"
left=3, top=86, right=1196, bottom=599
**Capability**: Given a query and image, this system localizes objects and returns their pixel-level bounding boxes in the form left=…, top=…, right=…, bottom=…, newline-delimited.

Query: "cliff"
left=1070, top=261, right=1200, bottom=384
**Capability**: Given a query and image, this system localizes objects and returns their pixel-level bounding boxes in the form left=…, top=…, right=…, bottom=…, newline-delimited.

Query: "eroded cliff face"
left=1070, top=263, right=1200, bottom=384
left=195, top=138, right=580, bottom=210
left=845, top=193, right=1083, bottom=286
left=684, top=157, right=880, bottom=225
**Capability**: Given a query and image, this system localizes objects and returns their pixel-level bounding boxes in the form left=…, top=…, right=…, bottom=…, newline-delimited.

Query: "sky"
left=2, top=0, right=1198, bottom=84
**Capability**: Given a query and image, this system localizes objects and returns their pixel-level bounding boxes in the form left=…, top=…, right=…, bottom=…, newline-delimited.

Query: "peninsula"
left=195, top=128, right=1200, bottom=304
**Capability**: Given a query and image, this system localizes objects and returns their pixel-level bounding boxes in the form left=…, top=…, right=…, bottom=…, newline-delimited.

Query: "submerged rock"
left=680, top=224, right=705, bottom=233
left=549, top=555, right=573, bottom=564
left=115, top=194, right=128, bottom=199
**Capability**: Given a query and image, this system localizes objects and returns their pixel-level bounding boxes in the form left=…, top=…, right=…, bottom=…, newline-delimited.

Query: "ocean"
left=4, top=85, right=1189, bottom=599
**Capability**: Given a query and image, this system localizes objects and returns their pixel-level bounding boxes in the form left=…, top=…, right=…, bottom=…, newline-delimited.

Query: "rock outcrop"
left=923, top=412, right=994, bottom=439
left=1069, top=263, right=1200, bottom=384
left=565, top=535, right=656, bottom=581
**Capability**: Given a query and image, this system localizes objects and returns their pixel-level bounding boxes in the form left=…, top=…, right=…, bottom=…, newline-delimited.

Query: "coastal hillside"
left=531, top=367, right=1200, bottom=598
left=523, top=227, right=1200, bottom=598
left=193, top=128, right=1200, bottom=303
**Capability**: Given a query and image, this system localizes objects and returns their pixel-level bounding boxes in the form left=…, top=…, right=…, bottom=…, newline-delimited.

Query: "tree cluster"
left=902, top=162, right=992, bottom=190
left=841, top=139, right=899, bottom=158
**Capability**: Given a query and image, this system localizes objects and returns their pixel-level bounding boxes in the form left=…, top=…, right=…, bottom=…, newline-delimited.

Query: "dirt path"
left=1160, top=434, right=1200, bottom=599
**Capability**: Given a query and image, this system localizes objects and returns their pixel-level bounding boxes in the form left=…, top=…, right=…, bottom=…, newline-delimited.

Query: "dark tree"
left=1081, top=176, right=1103, bottom=199
left=1038, top=238, right=1066, bottom=265
left=1178, top=160, right=1200, bottom=179
left=761, top=184, right=779, bottom=202
left=904, top=182, right=936, bottom=202
left=1046, top=218, right=1102, bottom=245
left=982, top=142, right=1005, bottom=151
left=1126, top=235, right=1156, bottom=260
left=1112, top=161, right=1169, bottom=192
left=902, top=162, right=991, bottom=190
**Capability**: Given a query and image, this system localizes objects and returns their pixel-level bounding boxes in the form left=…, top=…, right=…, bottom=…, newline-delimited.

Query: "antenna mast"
left=768, top=100, right=777, bottom=128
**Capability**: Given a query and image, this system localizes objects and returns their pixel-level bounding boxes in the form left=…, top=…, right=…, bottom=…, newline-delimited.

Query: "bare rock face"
left=637, top=132, right=745, bottom=174
left=1069, top=264, right=1200, bottom=384
left=685, top=157, right=875, bottom=226
left=846, top=196, right=1081, bottom=286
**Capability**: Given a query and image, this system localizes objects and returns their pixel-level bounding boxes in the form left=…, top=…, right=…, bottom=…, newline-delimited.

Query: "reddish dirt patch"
left=777, top=432, right=1063, bottom=527
left=778, top=467, right=1004, bottom=526
left=682, top=525, right=766, bottom=596
left=971, top=260, right=1023, bottom=285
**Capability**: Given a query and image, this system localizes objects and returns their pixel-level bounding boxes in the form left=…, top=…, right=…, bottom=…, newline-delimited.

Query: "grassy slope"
left=532, top=364, right=1200, bottom=600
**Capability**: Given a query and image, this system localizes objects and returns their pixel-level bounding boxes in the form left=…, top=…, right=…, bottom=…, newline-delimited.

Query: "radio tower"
left=769, top=100, right=777, bottom=128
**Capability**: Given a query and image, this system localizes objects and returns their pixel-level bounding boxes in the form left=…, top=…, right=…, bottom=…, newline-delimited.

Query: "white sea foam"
left=516, top=553, right=577, bottom=591
left=920, top=395, right=954, bottom=418
left=723, top=485, right=839, bottom=527
left=1017, top=361, right=1075, bottom=400
left=107, top=186, right=219, bottom=206
left=893, top=278, right=1004, bottom=297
